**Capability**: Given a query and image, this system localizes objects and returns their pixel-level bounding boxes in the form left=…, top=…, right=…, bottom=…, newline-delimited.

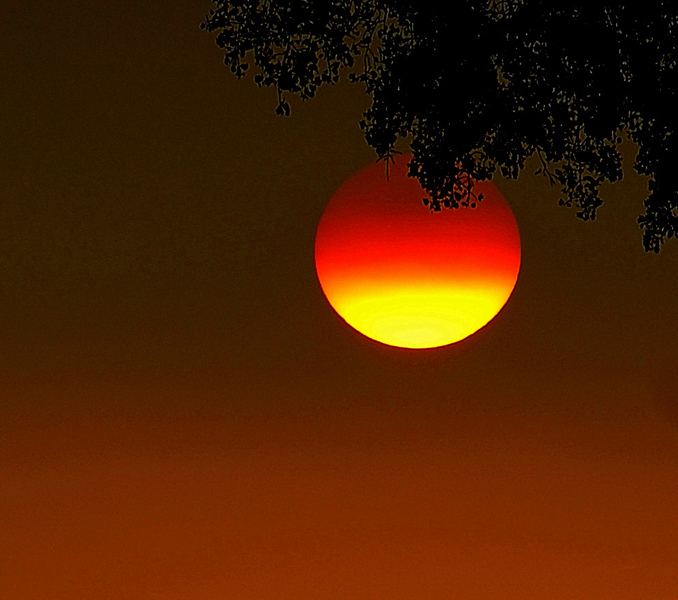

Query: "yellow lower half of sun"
left=327, top=282, right=512, bottom=349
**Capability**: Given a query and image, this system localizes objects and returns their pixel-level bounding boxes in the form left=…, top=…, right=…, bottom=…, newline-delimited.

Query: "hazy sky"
left=2, top=2, right=678, bottom=599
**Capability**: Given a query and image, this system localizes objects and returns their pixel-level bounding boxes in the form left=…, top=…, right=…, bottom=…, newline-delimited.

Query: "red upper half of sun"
left=315, top=155, right=521, bottom=349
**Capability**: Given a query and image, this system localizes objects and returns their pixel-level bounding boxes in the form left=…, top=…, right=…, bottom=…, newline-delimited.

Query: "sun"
left=315, top=154, right=521, bottom=349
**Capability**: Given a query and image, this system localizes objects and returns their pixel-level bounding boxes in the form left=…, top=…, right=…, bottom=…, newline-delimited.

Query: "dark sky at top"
left=1, top=2, right=678, bottom=599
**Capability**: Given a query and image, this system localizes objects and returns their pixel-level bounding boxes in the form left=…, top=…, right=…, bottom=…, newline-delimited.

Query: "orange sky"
left=1, top=2, right=678, bottom=599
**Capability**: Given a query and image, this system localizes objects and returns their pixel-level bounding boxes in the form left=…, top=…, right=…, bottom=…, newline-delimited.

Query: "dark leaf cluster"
left=202, top=0, right=678, bottom=251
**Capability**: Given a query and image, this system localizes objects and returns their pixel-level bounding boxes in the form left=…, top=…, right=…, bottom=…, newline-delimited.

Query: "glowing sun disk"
left=315, top=155, right=521, bottom=349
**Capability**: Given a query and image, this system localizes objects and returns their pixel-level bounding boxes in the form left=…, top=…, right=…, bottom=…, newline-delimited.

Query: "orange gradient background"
left=2, top=3, right=678, bottom=600
left=315, top=155, right=521, bottom=348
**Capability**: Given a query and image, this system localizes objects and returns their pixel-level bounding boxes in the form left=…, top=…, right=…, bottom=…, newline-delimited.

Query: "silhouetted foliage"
left=201, top=1, right=678, bottom=251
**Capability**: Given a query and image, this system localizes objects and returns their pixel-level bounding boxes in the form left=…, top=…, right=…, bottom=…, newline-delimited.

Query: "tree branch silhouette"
left=201, top=0, right=678, bottom=252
